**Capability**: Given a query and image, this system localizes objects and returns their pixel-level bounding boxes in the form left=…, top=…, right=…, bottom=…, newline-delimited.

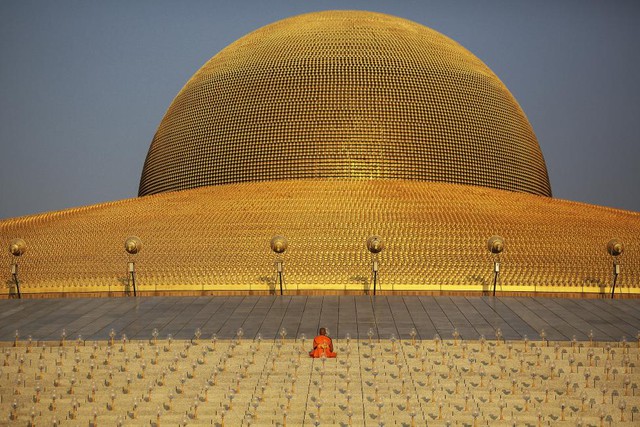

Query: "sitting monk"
left=309, top=327, right=337, bottom=358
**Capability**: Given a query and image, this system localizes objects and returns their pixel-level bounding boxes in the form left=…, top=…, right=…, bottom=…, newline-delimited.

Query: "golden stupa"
left=1, top=11, right=638, bottom=297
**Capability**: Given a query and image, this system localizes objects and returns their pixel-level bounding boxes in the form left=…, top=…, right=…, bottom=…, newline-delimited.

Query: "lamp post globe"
left=9, top=238, right=26, bottom=257
left=487, top=236, right=505, bottom=254
left=270, top=236, right=288, bottom=254
left=124, top=237, right=143, bottom=255
left=366, top=235, right=384, bottom=254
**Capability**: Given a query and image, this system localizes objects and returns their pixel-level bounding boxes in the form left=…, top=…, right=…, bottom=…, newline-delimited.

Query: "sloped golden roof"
left=139, top=10, right=551, bottom=197
left=1, top=180, right=637, bottom=296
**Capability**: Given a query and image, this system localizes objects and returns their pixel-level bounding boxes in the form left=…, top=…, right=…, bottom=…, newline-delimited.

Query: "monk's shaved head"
left=319, top=327, right=327, bottom=335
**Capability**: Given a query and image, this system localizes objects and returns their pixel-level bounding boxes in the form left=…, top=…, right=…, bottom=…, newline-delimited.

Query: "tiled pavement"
left=0, top=296, right=638, bottom=343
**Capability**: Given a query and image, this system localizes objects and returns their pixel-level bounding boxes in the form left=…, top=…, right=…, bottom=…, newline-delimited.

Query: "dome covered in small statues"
left=139, top=10, right=551, bottom=197
left=1, top=10, right=638, bottom=298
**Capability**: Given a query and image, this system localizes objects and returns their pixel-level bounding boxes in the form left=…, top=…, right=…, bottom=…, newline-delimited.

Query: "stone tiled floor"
left=0, top=296, right=638, bottom=343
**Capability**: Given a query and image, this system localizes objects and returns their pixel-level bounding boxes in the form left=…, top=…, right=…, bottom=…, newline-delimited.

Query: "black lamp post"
left=270, top=236, right=288, bottom=295
left=607, top=239, right=624, bottom=299
left=124, top=237, right=142, bottom=296
left=487, top=236, right=504, bottom=296
left=9, top=239, right=26, bottom=299
left=366, top=236, right=384, bottom=295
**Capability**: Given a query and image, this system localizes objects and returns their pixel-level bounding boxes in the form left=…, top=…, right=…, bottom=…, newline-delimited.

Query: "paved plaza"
left=0, top=296, right=638, bottom=343
left=1, top=296, right=639, bottom=426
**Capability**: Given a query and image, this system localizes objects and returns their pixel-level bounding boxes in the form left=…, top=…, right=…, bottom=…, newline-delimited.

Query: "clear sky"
left=1, top=0, right=639, bottom=220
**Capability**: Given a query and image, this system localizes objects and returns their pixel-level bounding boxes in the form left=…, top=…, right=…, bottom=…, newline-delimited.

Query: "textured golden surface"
left=139, top=10, right=551, bottom=197
left=1, top=180, right=637, bottom=296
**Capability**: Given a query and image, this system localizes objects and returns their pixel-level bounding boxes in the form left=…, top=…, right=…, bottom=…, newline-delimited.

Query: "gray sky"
left=1, top=0, right=639, bottom=220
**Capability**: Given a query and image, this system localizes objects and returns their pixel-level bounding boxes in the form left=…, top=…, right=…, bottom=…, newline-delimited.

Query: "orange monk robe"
left=309, top=335, right=337, bottom=358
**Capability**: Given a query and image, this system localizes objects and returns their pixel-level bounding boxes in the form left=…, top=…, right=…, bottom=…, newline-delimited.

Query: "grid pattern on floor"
left=2, top=337, right=639, bottom=426
left=0, top=296, right=638, bottom=343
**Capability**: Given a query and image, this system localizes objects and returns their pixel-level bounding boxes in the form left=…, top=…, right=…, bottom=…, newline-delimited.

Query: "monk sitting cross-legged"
left=309, top=327, right=337, bottom=358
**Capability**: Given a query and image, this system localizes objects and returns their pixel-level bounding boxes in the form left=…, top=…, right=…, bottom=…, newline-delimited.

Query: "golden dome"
left=139, top=10, right=551, bottom=197
left=12, top=10, right=637, bottom=300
